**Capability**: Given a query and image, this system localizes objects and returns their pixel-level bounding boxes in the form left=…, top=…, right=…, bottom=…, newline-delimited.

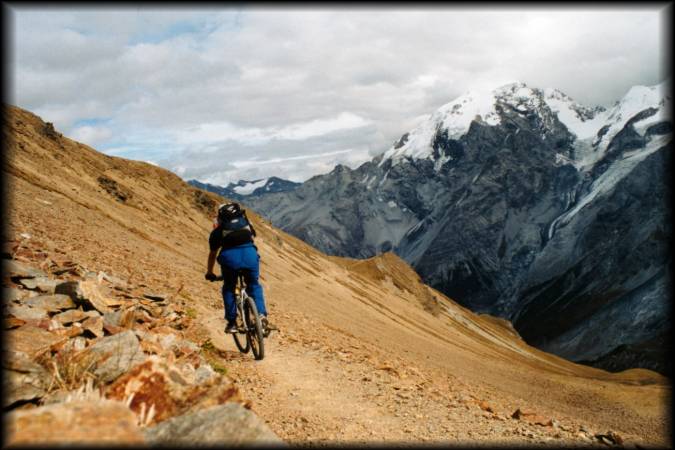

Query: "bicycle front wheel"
left=233, top=298, right=250, bottom=354
left=243, top=295, right=265, bottom=360
left=233, top=326, right=250, bottom=354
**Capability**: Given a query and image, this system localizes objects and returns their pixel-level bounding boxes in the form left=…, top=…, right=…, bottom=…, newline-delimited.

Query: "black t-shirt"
left=209, top=221, right=255, bottom=252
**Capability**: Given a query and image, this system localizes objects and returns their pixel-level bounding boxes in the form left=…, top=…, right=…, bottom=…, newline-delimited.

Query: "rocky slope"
left=3, top=105, right=671, bottom=446
left=3, top=252, right=280, bottom=445
left=245, top=81, right=672, bottom=374
left=188, top=177, right=300, bottom=202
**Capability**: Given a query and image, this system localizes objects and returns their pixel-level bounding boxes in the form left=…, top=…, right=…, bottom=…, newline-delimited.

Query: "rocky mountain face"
left=188, top=177, right=300, bottom=202
left=246, top=81, right=672, bottom=374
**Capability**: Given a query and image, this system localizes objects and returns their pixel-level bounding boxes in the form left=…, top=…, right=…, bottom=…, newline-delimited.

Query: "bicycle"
left=211, top=273, right=267, bottom=360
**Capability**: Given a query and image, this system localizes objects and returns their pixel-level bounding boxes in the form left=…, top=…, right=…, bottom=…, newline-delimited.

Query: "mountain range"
left=187, top=177, right=300, bottom=202
left=241, top=81, right=672, bottom=375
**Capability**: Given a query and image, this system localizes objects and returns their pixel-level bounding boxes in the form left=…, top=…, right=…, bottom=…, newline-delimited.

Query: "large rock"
left=76, top=330, right=147, bottom=383
left=52, top=308, right=89, bottom=325
left=5, top=303, right=49, bottom=321
left=55, top=280, right=113, bottom=314
left=18, top=276, right=58, bottom=293
left=4, top=260, right=47, bottom=279
left=143, top=403, right=284, bottom=445
left=3, top=287, right=25, bottom=302
left=82, top=315, right=104, bottom=338
left=6, top=324, right=68, bottom=358
left=4, top=398, right=145, bottom=445
left=2, top=350, right=50, bottom=407
left=106, top=355, right=240, bottom=425
left=24, top=293, right=76, bottom=312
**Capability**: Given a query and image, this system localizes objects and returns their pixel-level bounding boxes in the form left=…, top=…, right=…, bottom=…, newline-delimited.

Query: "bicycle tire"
left=232, top=326, right=250, bottom=354
left=232, top=295, right=250, bottom=353
left=243, top=295, right=265, bottom=360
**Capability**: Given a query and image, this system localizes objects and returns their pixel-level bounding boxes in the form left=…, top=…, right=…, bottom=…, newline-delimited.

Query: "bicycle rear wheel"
left=243, top=295, right=265, bottom=360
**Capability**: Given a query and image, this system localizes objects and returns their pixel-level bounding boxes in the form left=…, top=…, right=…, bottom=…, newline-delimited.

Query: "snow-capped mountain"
left=188, top=177, right=300, bottom=202
left=245, top=80, right=672, bottom=374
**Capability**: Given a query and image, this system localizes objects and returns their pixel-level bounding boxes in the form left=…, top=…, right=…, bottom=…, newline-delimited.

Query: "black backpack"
left=218, top=202, right=242, bottom=223
left=218, top=203, right=256, bottom=236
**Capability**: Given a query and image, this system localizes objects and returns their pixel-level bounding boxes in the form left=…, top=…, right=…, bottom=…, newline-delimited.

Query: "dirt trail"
left=201, top=310, right=599, bottom=445
left=204, top=320, right=406, bottom=443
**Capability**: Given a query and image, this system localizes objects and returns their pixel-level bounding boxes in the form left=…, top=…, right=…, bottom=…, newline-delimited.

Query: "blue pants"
left=218, top=243, right=267, bottom=321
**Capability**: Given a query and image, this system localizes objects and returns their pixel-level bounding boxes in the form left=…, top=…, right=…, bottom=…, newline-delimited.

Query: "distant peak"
left=495, top=81, right=528, bottom=92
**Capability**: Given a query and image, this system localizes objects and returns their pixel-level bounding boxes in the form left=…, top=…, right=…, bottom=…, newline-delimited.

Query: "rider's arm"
left=207, top=249, right=217, bottom=275
left=207, top=228, right=220, bottom=276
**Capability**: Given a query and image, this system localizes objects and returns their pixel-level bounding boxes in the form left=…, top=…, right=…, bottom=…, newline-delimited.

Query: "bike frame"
left=211, top=272, right=265, bottom=360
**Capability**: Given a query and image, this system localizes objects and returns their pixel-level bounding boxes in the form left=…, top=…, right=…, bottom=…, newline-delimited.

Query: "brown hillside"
left=4, top=105, right=671, bottom=446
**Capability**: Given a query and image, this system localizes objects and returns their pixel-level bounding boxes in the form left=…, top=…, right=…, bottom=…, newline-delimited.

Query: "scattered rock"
left=53, top=323, right=85, bottom=338
left=596, top=431, right=623, bottom=446
left=140, top=339, right=164, bottom=355
left=103, top=322, right=125, bottom=335
left=75, top=330, right=147, bottom=383
left=511, top=408, right=536, bottom=420
left=135, top=330, right=180, bottom=354
left=5, top=398, right=145, bottom=445
left=5, top=260, right=47, bottom=279
left=97, top=271, right=128, bottom=288
left=52, top=265, right=81, bottom=276
left=143, top=292, right=167, bottom=302
left=106, top=355, right=240, bottom=425
left=62, top=336, right=88, bottom=353
left=55, top=280, right=112, bottom=314
left=3, top=287, right=25, bottom=302
left=103, top=309, right=123, bottom=327
left=82, top=316, right=104, bottom=338
left=478, top=401, right=494, bottom=413
left=4, top=317, right=27, bottom=329
left=24, top=294, right=76, bottom=312
left=142, top=403, right=284, bottom=445
left=52, top=309, right=89, bottom=325
left=118, top=307, right=137, bottom=328
left=18, top=276, right=58, bottom=293
left=194, top=364, right=218, bottom=385
left=2, top=350, right=50, bottom=407
left=2, top=240, right=19, bottom=258
left=6, top=324, right=68, bottom=359
left=5, top=303, right=50, bottom=321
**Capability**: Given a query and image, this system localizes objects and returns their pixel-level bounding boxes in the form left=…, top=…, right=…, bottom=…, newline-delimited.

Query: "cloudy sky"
left=8, top=5, right=670, bottom=185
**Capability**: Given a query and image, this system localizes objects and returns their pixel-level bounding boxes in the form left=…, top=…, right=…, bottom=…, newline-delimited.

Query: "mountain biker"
left=205, top=202, right=274, bottom=334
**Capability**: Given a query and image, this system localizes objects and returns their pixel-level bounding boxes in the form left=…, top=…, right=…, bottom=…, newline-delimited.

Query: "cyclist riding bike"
left=205, top=202, right=274, bottom=334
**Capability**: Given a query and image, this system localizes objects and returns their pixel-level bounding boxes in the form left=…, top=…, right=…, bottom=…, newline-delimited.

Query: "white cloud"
left=8, top=6, right=668, bottom=184
left=68, top=125, right=113, bottom=147
left=170, top=112, right=371, bottom=147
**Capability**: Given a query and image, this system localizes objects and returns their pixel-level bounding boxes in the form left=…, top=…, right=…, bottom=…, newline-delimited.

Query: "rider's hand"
left=205, top=272, right=217, bottom=281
